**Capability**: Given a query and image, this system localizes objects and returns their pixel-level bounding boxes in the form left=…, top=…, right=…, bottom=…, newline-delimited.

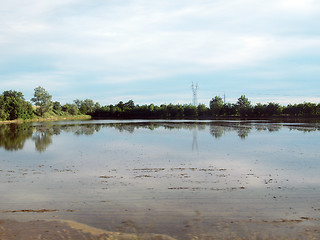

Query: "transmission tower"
left=191, top=82, right=198, bottom=106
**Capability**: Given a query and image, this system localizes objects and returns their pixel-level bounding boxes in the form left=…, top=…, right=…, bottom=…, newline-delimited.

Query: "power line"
left=191, top=82, right=198, bottom=106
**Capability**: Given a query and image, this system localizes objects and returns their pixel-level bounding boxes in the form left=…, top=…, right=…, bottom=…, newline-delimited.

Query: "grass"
left=0, top=110, right=91, bottom=124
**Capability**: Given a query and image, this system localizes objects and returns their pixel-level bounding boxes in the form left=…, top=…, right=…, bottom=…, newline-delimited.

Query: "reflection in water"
left=0, top=121, right=319, bottom=152
left=0, top=120, right=320, bottom=239
left=237, top=126, right=251, bottom=139
left=210, top=125, right=224, bottom=138
left=0, top=124, right=33, bottom=151
left=32, top=131, right=53, bottom=153
left=192, top=128, right=198, bottom=151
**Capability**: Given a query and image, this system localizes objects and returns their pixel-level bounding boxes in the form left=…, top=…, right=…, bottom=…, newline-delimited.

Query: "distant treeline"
left=92, top=95, right=320, bottom=119
left=1, top=87, right=320, bottom=121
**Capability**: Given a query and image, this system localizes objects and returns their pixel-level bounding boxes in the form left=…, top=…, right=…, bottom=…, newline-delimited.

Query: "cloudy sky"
left=1, top=0, right=319, bottom=106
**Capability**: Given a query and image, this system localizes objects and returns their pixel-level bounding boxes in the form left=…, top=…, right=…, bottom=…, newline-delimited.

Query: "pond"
left=0, top=120, right=320, bottom=239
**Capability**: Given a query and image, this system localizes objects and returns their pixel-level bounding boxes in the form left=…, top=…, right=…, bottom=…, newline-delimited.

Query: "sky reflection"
left=0, top=120, right=319, bottom=238
left=0, top=120, right=319, bottom=153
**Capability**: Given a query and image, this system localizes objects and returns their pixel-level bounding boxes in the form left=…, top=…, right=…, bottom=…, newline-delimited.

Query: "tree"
left=1, top=90, right=33, bottom=120
left=53, top=101, right=62, bottom=113
left=31, top=86, right=52, bottom=117
left=0, top=95, right=9, bottom=120
left=222, top=103, right=236, bottom=116
left=82, top=99, right=95, bottom=114
left=197, top=104, right=208, bottom=117
left=210, top=96, right=224, bottom=116
left=265, top=102, right=282, bottom=116
left=236, top=95, right=252, bottom=117
left=124, top=100, right=135, bottom=109
left=62, top=103, right=79, bottom=115
left=94, top=102, right=101, bottom=112
left=183, top=104, right=197, bottom=118
left=253, top=103, right=265, bottom=117
left=167, top=104, right=184, bottom=118
left=116, top=101, right=124, bottom=111
left=302, top=102, right=317, bottom=116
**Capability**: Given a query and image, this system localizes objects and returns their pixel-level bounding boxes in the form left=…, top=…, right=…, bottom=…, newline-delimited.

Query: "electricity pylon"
left=191, top=82, right=198, bottom=106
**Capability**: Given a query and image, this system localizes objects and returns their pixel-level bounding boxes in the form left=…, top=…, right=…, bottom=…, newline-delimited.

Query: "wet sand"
left=0, top=219, right=176, bottom=240
left=0, top=218, right=319, bottom=240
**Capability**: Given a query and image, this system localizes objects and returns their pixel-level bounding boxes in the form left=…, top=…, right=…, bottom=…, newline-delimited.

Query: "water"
left=0, top=120, right=320, bottom=239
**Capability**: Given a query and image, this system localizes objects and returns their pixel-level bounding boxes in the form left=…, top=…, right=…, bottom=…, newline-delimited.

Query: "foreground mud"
left=0, top=219, right=176, bottom=240
left=1, top=218, right=320, bottom=240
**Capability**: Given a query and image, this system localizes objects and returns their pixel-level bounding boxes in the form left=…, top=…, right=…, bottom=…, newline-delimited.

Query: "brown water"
left=0, top=120, right=319, bottom=239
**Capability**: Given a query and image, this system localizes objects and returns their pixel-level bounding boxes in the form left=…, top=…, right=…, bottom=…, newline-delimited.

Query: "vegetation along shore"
left=1, top=86, right=320, bottom=123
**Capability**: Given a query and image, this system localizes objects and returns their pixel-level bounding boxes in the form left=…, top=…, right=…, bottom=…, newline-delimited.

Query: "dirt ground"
left=0, top=219, right=176, bottom=240
left=1, top=218, right=320, bottom=240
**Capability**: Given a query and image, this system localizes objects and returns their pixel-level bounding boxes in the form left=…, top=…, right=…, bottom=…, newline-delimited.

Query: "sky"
left=0, top=0, right=320, bottom=106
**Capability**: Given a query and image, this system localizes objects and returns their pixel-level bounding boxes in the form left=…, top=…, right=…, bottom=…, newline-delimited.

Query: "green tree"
left=183, top=104, right=197, bottom=118
left=302, top=102, right=317, bottom=116
left=167, top=104, right=184, bottom=118
left=94, top=102, right=101, bottom=112
left=253, top=103, right=265, bottom=117
left=116, top=101, right=124, bottom=111
left=53, top=101, right=62, bottom=113
left=0, top=95, right=9, bottom=120
left=124, top=100, right=135, bottom=109
left=210, top=96, right=224, bottom=116
left=316, top=104, right=320, bottom=116
left=265, top=102, right=282, bottom=116
left=82, top=99, right=95, bottom=113
left=74, top=99, right=95, bottom=114
left=222, top=103, right=236, bottom=116
left=148, top=104, right=154, bottom=112
left=62, top=103, right=79, bottom=115
left=236, top=95, right=252, bottom=117
left=31, top=86, right=53, bottom=117
left=197, top=104, right=208, bottom=117
left=1, top=90, right=33, bottom=120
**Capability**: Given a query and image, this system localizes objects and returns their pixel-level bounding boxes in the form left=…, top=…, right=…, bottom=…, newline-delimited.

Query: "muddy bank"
left=0, top=219, right=176, bottom=240
left=1, top=218, right=320, bottom=240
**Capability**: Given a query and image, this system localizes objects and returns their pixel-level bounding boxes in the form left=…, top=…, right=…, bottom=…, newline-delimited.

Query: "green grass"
left=0, top=110, right=91, bottom=124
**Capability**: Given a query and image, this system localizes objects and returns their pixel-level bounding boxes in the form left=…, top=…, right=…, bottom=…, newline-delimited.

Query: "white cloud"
left=275, top=0, right=319, bottom=13
left=0, top=0, right=319, bottom=103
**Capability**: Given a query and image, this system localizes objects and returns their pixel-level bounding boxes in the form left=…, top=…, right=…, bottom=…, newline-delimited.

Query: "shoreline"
left=0, top=115, right=91, bottom=125
left=1, top=115, right=319, bottom=125
left=91, top=115, right=320, bottom=122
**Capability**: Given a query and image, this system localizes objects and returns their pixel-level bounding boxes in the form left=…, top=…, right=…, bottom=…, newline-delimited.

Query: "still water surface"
left=0, top=120, right=319, bottom=239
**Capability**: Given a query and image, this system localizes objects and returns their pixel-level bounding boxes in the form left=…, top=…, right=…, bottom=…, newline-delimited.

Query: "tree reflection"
left=0, top=124, right=33, bottom=151
left=74, top=125, right=96, bottom=135
left=210, top=125, right=224, bottom=139
left=237, top=127, right=251, bottom=139
left=32, top=131, right=53, bottom=153
left=0, top=121, right=319, bottom=153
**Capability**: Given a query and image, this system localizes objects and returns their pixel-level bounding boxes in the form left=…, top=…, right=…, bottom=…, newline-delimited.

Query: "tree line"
left=92, top=95, right=320, bottom=119
left=1, top=86, right=320, bottom=121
